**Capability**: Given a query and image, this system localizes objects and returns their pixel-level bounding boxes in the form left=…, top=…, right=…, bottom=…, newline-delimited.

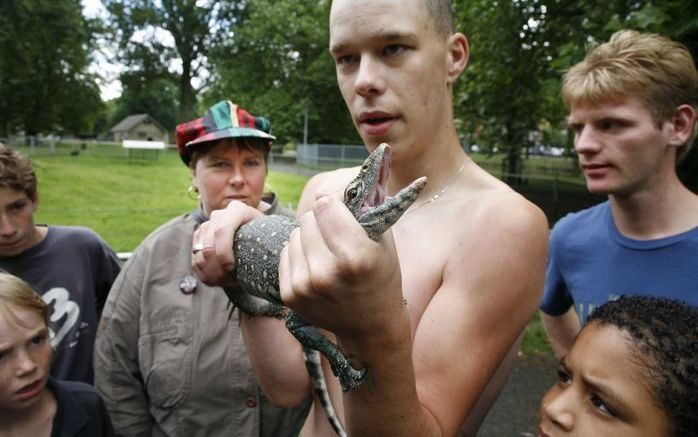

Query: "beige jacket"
left=95, top=196, right=310, bottom=436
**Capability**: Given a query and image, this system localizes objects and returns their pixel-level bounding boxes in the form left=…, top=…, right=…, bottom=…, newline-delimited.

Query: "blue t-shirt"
left=540, top=201, right=698, bottom=324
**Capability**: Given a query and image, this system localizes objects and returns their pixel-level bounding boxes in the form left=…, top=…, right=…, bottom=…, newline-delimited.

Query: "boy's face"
left=0, top=187, right=38, bottom=257
left=0, top=305, right=52, bottom=412
left=567, top=97, right=677, bottom=196
left=538, top=323, right=669, bottom=437
left=329, top=0, right=458, bottom=158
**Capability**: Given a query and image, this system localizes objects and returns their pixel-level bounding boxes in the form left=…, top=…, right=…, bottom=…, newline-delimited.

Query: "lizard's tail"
left=303, top=349, right=347, bottom=437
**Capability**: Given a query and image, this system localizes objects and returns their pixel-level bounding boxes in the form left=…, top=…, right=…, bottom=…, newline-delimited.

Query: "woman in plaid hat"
left=94, top=101, right=311, bottom=436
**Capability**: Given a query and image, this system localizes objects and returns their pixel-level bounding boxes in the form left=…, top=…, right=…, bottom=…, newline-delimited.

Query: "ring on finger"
left=192, top=242, right=205, bottom=253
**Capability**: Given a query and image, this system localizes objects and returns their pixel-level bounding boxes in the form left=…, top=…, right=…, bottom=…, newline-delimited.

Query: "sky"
left=82, top=0, right=123, bottom=100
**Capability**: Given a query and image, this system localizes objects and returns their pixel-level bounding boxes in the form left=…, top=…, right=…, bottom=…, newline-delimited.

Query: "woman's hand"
left=192, top=200, right=264, bottom=288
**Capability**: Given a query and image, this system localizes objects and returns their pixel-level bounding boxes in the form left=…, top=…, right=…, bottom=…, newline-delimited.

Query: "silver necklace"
left=405, top=157, right=470, bottom=215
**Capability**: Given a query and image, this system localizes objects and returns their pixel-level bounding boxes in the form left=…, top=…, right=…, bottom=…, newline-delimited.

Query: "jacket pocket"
left=138, top=314, right=193, bottom=409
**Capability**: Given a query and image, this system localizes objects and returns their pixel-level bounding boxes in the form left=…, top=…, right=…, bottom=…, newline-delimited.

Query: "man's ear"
left=446, top=32, right=469, bottom=84
left=666, top=104, right=697, bottom=147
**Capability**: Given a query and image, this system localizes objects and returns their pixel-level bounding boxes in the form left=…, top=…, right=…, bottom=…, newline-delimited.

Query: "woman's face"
left=192, top=140, right=267, bottom=216
left=538, top=322, right=669, bottom=437
left=0, top=305, right=51, bottom=412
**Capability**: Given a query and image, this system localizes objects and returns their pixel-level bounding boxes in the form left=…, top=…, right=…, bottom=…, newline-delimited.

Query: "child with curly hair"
left=539, top=295, right=697, bottom=437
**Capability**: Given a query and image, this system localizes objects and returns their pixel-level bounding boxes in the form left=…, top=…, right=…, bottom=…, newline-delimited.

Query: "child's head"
left=0, top=144, right=37, bottom=201
left=0, top=272, right=51, bottom=412
left=562, top=29, right=698, bottom=162
left=587, top=296, right=697, bottom=436
left=0, top=273, right=48, bottom=327
left=539, top=295, right=698, bottom=437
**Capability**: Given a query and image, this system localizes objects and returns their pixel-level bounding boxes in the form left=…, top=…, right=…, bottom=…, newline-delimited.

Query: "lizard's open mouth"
left=361, top=146, right=390, bottom=214
left=350, top=143, right=427, bottom=241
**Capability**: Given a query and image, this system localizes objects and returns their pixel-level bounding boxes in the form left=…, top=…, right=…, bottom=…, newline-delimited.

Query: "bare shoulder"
left=439, top=168, right=549, bottom=291
left=460, top=167, right=548, bottom=239
left=297, top=166, right=361, bottom=214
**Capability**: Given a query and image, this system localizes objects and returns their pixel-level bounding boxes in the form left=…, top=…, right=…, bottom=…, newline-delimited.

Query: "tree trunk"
left=178, top=63, right=196, bottom=123
left=504, top=122, right=523, bottom=186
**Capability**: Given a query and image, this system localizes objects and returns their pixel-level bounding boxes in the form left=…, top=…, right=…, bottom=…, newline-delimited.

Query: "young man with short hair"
left=193, top=0, right=549, bottom=435
left=540, top=29, right=698, bottom=359
left=0, top=144, right=121, bottom=383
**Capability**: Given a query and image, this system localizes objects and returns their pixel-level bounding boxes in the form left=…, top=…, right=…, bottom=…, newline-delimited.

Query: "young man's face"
left=567, top=97, right=676, bottom=196
left=0, top=187, right=39, bottom=257
left=329, top=0, right=456, bottom=157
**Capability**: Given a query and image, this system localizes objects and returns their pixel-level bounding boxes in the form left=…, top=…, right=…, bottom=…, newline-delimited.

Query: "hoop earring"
left=188, top=185, right=200, bottom=200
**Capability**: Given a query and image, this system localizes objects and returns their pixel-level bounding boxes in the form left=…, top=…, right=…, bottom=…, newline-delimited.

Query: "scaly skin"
left=224, top=143, right=426, bottom=432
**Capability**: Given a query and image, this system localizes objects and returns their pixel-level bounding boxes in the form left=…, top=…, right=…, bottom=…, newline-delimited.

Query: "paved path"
left=478, top=353, right=558, bottom=436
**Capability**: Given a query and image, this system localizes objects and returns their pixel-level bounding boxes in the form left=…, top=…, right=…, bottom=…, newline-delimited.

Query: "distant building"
left=110, top=114, right=169, bottom=144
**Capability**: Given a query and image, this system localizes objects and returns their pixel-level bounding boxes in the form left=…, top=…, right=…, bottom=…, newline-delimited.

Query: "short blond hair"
left=0, top=272, right=48, bottom=327
left=562, top=29, right=698, bottom=161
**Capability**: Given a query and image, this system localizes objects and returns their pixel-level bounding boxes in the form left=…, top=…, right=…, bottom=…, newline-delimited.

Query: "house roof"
left=110, top=114, right=167, bottom=133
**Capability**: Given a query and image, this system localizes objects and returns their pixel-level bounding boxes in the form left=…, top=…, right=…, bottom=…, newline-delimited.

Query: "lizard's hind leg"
left=285, top=311, right=366, bottom=391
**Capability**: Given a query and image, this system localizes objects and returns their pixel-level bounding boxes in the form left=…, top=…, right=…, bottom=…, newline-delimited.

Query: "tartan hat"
left=176, top=100, right=275, bottom=165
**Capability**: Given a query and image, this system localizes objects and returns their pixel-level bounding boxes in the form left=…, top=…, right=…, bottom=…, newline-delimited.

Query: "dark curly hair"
left=588, top=295, right=698, bottom=437
left=0, top=143, right=37, bottom=199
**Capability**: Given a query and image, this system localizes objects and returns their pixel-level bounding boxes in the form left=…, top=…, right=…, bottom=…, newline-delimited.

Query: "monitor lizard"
left=223, top=143, right=427, bottom=435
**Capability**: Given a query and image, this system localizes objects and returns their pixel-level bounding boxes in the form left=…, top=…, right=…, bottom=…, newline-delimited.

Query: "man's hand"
left=279, top=192, right=406, bottom=341
left=192, top=201, right=264, bottom=288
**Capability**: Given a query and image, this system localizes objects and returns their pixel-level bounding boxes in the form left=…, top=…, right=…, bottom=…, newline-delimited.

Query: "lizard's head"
left=344, top=143, right=427, bottom=240
left=344, top=143, right=390, bottom=216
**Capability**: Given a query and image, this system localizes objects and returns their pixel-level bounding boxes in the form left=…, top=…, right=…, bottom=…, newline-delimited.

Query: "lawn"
left=20, top=141, right=553, bottom=356
left=24, top=143, right=308, bottom=253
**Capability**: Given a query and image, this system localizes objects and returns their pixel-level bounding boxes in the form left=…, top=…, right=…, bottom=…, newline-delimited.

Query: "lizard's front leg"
left=223, top=286, right=286, bottom=318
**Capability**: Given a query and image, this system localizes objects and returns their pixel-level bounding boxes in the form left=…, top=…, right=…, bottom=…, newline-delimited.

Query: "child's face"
left=0, top=305, right=51, bottom=411
left=538, top=322, right=669, bottom=437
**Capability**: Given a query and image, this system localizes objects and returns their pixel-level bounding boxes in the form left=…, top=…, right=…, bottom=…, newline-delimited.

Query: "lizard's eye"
left=344, top=181, right=363, bottom=203
left=345, top=187, right=358, bottom=202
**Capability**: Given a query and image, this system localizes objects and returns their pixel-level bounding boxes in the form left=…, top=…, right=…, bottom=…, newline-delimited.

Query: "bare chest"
left=393, top=214, right=465, bottom=334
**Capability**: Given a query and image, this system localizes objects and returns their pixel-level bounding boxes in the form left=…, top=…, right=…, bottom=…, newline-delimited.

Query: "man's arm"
left=280, top=192, right=549, bottom=436
left=540, top=307, right=580, bottom=359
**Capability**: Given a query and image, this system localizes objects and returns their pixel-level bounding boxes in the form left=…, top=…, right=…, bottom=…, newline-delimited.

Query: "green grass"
left=25, top=143, right=308, bottom=253
left=521, top=312, right=553, bottom=357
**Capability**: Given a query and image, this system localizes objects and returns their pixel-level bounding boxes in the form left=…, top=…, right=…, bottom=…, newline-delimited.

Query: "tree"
left=452, top=0, right=697, bottom=189
left=0, top=0, right=103, bottom=136
left=454, top=0, right=552, bottom=183
left=206, top=0, right=359, bottom=146
left=103, top=0, right=247, bottom=123
left=106, top=41, right=180, bottom=134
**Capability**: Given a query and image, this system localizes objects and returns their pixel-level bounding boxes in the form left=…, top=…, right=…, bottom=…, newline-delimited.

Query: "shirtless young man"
left=193, top=0, right=549, bottom=435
